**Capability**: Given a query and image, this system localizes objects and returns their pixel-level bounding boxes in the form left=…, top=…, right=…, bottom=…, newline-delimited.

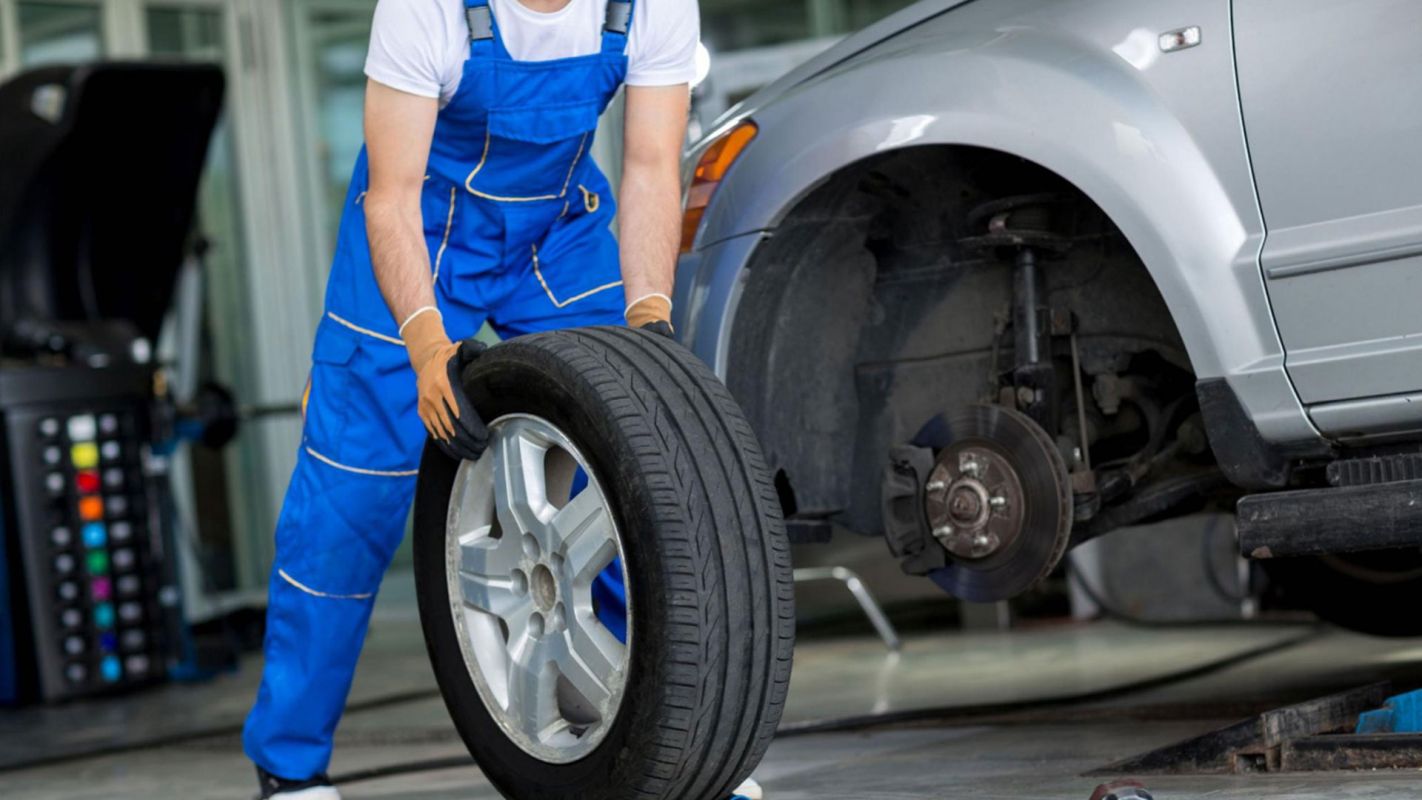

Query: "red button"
left=76, top=470, right=101, bottom=494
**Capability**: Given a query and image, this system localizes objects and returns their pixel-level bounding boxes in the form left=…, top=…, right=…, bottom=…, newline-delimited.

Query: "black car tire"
left=413, top=327, right=795, bottom=800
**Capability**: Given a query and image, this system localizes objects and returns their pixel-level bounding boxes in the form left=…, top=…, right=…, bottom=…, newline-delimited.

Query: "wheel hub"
left=530, top=563, right=558, bottom=613
left=445, top=414, right=630, bottom=764
left=925, top=445, right=1024, bottom=561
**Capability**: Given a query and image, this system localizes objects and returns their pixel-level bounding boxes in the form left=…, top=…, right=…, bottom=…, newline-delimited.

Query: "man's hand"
left=438, top=338, right=489, bottom=460
left=626, top=292, right=674, bottom=338
left=403, top=310, right=488, bottom=460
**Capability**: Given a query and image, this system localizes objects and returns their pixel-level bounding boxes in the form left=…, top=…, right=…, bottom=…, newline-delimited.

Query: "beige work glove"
left=626, top=293, right=674, bottom=338
left=403, top=309, right=463, bottom=440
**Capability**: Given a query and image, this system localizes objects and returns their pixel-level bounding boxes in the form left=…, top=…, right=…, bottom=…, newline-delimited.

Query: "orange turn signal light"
left=681, top=121, right=758, bottom=254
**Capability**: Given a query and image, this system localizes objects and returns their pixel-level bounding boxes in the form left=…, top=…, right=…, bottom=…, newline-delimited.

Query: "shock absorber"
left=961, top=193, right=1073, bottom=433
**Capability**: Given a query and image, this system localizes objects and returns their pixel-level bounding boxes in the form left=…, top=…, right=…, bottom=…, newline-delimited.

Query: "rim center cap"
left=531, top=563, right=558, bottom=613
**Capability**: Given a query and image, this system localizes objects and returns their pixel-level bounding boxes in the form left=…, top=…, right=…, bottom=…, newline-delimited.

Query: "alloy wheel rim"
left=445, top=413, right=631, bottom=763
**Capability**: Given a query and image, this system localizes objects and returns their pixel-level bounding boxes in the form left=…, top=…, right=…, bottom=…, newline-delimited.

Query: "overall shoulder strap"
left=601, top=0, right=634, bottom=54
left=464, top=0, right=507, bottom=60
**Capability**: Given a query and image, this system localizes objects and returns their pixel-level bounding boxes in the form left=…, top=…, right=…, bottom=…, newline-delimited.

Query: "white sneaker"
left=733, top=777, right=764, bottom=800
left=256, top=768, right=343, bottom=800
left=267, top=787, right=341, bottom=800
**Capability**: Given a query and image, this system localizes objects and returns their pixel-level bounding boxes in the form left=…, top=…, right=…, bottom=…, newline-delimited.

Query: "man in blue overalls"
left=240, top=1, right=762, bottom=798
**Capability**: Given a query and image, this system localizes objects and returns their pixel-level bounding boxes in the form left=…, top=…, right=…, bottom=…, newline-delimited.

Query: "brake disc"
left=920, top=404, right=1072, bottom=602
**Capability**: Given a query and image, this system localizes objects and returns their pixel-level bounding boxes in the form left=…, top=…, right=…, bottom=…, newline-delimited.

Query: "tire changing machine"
left=0, top=63, right=225, bottom=704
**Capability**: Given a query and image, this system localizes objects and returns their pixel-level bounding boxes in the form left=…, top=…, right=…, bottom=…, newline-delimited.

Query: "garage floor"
left=7, top=570, right=1422, bottom=799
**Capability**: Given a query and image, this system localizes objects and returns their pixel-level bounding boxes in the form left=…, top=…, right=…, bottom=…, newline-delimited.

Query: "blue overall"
left=244, top=0, right=634, bottom=780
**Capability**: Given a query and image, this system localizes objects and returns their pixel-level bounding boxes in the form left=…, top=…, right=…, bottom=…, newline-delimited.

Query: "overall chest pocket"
left=465, top=99, right=602, bottom=202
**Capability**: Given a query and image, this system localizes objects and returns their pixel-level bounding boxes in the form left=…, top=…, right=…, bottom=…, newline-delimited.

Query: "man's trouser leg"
left=242, top=311, right=464, bottom=780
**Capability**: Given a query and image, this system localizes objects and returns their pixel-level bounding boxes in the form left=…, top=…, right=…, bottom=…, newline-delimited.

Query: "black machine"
left=0, top=63, right=225, bottom=704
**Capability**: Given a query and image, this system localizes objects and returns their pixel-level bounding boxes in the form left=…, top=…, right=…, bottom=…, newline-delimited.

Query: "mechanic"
left=239, top=1, right=762, bottom=798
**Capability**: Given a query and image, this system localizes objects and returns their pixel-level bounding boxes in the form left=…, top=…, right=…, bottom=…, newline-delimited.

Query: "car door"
left=1233, top=0, right=1422, bottom=428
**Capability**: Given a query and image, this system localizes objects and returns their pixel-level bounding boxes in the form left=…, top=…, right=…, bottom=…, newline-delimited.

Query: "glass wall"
left=17, top=0, right=102, bottom=66
left=293, top=1, right=375, bottom=259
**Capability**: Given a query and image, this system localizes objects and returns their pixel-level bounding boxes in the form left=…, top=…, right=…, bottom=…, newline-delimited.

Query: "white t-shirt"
left=366, top=0, right=700, bottom=107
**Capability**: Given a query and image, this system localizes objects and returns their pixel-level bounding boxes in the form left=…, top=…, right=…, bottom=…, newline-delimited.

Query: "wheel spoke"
left=459, top=570, right=526, bottom=618
left=493, top=424, right=553, bottom=543
left=508, top=640, right=562, bottom=740
left=558, top=490, right=616, bottom=582
left=556, top=627, right=617, bottom=712
left=460, top=527, right=522, bottom=577
left=565, top=611, right=624, bottom=690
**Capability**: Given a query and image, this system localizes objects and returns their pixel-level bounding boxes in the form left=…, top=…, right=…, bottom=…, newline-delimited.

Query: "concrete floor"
left=7, top=571, right=1422, bottom=799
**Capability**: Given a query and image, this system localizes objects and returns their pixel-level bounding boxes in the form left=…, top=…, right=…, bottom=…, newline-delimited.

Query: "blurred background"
left=0, top=0, right=918, bottom=628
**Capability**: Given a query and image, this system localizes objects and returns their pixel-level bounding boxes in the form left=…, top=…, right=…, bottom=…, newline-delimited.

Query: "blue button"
left=94, top=602, right=115, bottom=629
left=100, top=655, right=121, bottom=683
left=99, top=632, right=118, bottom=652
left=82, top=522, right=107, bottom=548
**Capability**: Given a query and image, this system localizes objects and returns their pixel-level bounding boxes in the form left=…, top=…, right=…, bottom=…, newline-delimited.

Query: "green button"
left=86, top=550, right=109, bottom=575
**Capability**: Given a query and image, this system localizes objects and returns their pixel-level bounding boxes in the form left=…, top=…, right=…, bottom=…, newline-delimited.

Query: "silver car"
left=673, top=0, right=1422, bottom=635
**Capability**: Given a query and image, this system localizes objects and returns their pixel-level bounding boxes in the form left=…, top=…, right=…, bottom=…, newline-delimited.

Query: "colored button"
left=71, top=442, right=99, bottom=469
left=111, top=521, right=133, bottom=542
left=82, top=522, right=107, bottom=548
left=94, top=602, right=115, bottom=629
left=42, top=446, right=62, bottom=466
left=75, top=470, right=101, bottom=494
left=100, top=632, right=118, bottom=652
left=91, top=577, right=112, bottom=601
left=79, top=496, right=104, bottom=522
left=38, top=417, right=61, bottom=437
left=51, top=526, right=72, bottom=546
left=112, top=549, right=135, bottom=570
left=86, top=550, right=109, bottom=575
left=67, top=415, right=97, bottom=442
left=101, top=441, right=122, bottom=461
left=100, top=655, right=121, bottom=683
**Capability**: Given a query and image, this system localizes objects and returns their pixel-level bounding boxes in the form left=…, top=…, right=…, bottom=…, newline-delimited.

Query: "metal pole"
left=793, top=566, right=902, bottom=651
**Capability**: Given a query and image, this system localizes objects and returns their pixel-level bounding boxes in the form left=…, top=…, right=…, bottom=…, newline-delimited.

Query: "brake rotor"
left=922, top=404, right=1072, bottom=602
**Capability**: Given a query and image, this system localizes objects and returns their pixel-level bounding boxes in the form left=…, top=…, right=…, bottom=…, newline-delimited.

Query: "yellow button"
left=71, top=443, right=99, bottom=469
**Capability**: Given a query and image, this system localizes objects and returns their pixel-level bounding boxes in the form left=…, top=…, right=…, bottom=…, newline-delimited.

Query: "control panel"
left=1, top=367, right=181, bottom=704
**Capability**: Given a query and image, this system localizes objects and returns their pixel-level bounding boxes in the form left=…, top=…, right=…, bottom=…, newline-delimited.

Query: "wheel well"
left=726, top=145, right=1194, bottom=532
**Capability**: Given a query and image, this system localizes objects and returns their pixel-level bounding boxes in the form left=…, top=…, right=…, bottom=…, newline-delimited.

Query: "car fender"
left=688, top=6, right=1321, bottom=446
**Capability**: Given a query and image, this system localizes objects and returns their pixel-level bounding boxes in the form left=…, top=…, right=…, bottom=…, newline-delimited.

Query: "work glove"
left=402, top=309, right=489, bottom=461
left=626, top=293, right=675, bottom=339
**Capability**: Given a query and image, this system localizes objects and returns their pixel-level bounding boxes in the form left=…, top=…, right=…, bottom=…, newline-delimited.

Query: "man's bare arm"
left=363, top=79, right=465, bottom=440
left=363, top=79, right=440, bottom=328
left=619, top=84, right=691, bottom=326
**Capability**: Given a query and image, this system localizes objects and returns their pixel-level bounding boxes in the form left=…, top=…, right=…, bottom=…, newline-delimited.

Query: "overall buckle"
left=604, top=1, right=632, bottom=35
left=466, top=6, right=494, bottom=41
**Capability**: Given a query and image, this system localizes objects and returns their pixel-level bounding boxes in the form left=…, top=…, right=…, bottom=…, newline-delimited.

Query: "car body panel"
left=1234, top=0, right=1422, bottom=411
left=681, top=0, right=1325, bottom=446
